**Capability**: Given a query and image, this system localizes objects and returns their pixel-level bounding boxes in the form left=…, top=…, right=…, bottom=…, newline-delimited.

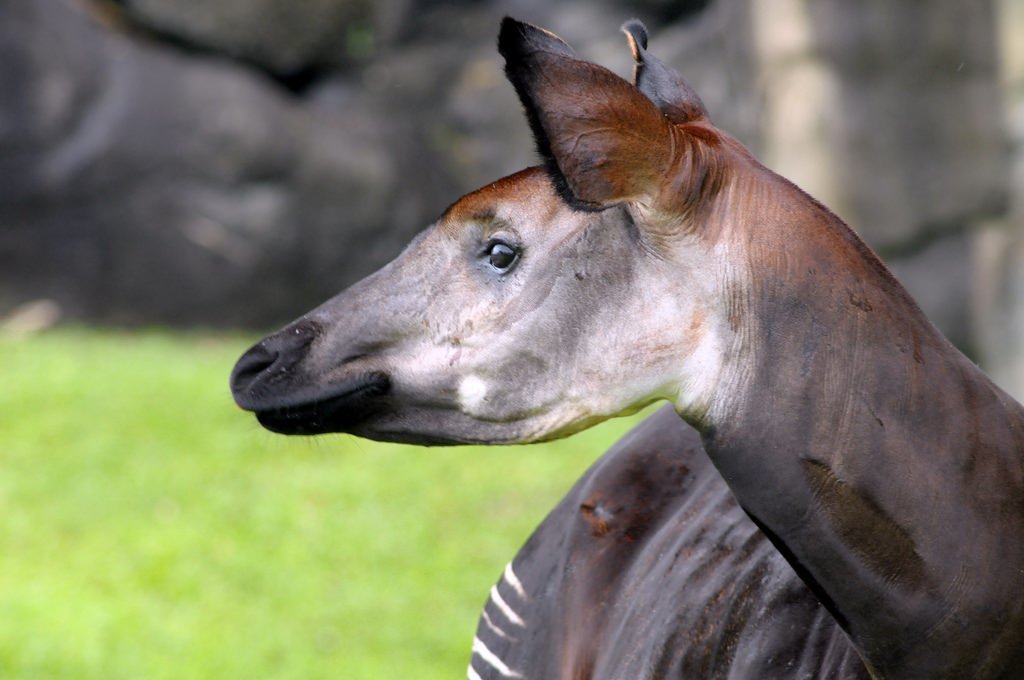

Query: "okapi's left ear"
left=498, top=17, right=675, bottom=210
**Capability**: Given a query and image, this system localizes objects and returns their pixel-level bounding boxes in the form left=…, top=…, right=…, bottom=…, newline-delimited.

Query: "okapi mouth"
left=248, top=372, right=392, bottom=436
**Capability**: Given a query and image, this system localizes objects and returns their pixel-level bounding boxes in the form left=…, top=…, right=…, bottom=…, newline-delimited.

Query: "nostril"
left=229, top=319, right=322, bottom=406
left=230, top=343, right=279, bottom=394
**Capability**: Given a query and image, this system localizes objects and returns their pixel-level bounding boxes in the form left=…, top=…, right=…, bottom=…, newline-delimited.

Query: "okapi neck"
left=694, top=201, right=1024, bottom=675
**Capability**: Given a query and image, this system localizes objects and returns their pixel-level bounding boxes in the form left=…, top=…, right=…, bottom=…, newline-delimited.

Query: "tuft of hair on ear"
left=622, top=19, right=649, bottom=54
left=497, top=17, right=601, bottom=211
left=620, top=19, right=708, bottom=124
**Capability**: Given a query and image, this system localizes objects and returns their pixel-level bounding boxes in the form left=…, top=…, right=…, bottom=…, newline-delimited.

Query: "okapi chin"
left=232, top=17, right=1024, bottom=679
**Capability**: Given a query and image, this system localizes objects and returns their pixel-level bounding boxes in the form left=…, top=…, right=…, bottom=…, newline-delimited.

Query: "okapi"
left=230, top=17, right=1024, bottom=679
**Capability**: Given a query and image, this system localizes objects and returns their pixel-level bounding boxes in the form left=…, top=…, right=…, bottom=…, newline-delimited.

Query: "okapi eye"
left=487, top=242, right=519, bottom=272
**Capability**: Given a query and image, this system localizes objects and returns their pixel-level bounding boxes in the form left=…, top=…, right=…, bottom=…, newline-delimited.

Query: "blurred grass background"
left=0, top=328, right=650, bottom=679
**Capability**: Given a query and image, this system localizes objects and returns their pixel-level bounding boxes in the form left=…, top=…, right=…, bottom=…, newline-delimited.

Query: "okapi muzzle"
left=230, top=318, right=390, bottom=436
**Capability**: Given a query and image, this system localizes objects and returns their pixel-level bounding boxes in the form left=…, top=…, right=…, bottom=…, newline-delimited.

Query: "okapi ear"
left=498, top=17, right=674, bottom=210
left=621, top=19, right=708, bottom=124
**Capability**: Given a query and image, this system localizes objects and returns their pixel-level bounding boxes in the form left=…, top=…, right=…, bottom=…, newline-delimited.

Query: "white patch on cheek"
left=458, top=375, right=489, bottom=412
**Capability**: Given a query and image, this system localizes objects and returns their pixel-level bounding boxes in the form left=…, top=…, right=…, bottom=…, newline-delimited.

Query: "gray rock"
left=808, top=0, right=1009, bottom=250
left=110, top=0, right=376, bottom=77
left=0, top=0, right=450, bottom=326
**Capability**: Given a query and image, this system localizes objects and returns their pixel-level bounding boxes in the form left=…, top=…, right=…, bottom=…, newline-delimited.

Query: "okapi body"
left=470, top=404, right=868, bottom=679
left=231, top=17, right=1024, bottom=679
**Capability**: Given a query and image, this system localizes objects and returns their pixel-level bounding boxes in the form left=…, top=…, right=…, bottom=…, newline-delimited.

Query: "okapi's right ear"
left=498, top=17, right=675, bottom=210
left=621, top=20, right=708, bottom=124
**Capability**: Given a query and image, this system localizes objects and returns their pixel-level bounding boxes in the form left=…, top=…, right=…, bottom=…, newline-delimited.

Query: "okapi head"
left=231, top=18, right=751, bottom=445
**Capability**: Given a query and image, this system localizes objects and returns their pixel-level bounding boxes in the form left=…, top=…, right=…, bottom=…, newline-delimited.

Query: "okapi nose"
left=230, top=319, right=320, bottom=409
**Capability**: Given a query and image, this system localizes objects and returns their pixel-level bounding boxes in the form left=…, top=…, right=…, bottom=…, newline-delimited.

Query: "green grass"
left=0, top=328, right=652, bottom=679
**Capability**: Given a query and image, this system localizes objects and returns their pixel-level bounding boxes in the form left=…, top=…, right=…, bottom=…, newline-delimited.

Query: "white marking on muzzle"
left=458, top=375, right=489, bottom=412
left=472, top=636, right=524, bottom=678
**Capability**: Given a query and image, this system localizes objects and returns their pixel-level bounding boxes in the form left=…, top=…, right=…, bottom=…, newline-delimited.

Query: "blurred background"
left=1, top=0, right=1023, bottom=677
